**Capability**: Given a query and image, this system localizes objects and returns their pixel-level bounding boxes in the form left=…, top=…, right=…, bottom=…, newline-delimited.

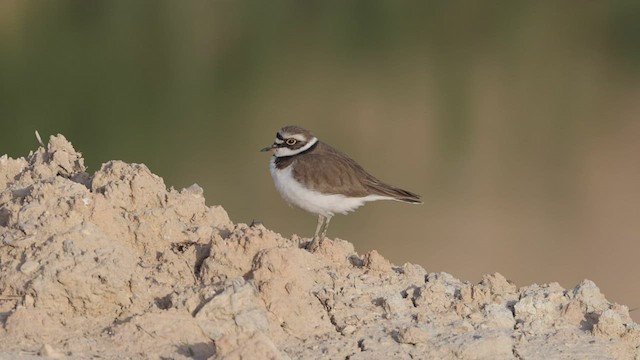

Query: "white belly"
left=269, top=157, right=390, bottom=217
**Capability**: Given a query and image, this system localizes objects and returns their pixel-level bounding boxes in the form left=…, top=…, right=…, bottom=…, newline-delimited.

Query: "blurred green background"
left=2, top=1, right=640, bottom=318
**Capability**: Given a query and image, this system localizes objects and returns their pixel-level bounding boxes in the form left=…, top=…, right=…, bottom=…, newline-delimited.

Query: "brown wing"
left=292, top=142, right=422, bottom=203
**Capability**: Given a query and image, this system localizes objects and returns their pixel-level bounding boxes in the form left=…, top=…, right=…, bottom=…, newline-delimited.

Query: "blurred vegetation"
left=1, top=1, right=640, bottom=317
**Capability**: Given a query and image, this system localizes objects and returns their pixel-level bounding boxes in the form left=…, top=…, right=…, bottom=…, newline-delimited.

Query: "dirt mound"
left=0, top=135, right=638, bottom=359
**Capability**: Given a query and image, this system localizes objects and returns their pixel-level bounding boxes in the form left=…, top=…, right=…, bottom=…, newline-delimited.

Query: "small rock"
left=18, top=220, right=39, bottom=235
left=38, top=343, right=63, bottom=359
left=2, top=233, right=15, bottom=246
left=572, top=280, right=607, bottom=312
left=397, top=326, right=429, bottom=344
left=182, top=183, right=204, bottom=196
left=363, top=250, right=392, bottom=272
left=593, top=309, right=625, bottom=338
left=622, top=323, right=640, bottom=343
left=341, top=325, right=356, bottom=335
left=381, top=293, right=406, bottom=319
left=481, top=303, right=515, bottom=329
left=195, top=278, right=269, bottom=340
left=19, top=260, right=39, bottom=275
left=63, top=239, right=77, bottom=255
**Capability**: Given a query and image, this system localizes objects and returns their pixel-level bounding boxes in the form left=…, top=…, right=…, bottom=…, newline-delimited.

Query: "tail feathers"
left=367, top=181, right=423, bottom=204
left=390, top=188, right=423, bottom=204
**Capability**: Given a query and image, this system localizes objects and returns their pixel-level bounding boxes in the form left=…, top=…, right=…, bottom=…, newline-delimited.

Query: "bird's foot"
left=305, top=236, right=324, bottom=252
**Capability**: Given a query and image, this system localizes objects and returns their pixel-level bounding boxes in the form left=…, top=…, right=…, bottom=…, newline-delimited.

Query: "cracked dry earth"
left=0, top=135, right=639, bottom=359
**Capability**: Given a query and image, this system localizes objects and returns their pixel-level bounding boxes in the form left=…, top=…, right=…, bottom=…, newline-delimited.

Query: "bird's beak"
left=260, top=143, right=276, bottom=152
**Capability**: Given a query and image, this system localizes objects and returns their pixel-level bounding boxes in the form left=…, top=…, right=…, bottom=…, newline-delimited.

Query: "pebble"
left=19, top=260, right=39, bottom=275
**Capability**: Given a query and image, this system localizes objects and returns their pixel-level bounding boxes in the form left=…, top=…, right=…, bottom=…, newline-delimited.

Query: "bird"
left=261, top=125, right=422, bottom=250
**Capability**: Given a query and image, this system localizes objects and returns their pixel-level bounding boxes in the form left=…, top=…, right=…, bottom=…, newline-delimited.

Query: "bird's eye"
left=286, top=139, right=297, bottom=146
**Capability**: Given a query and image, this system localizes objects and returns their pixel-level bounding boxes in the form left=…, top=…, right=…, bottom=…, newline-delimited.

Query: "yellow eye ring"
left=286, top=139, right=297, bottom=146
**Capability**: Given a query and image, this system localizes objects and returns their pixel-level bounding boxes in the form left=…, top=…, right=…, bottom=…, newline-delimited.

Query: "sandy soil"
left=0, top=135, right=638, bottom=359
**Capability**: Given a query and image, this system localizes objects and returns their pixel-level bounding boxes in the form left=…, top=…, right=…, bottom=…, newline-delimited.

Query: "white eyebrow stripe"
left=290, top=134, right=307, bottom=142
left=273, top=137, right=318, bottom=157
left=296, top=136, right=317, bottom=151
left=275, top=138, right=284, bottom=144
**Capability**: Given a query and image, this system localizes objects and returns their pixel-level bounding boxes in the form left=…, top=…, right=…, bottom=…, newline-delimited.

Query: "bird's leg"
left=306, top=215, right=324, bottom=250
left=313, top=214, right=325, bottom=240
left=307, top=214, right=329, bottom=250
left=319, top=216, right=332, bottom=240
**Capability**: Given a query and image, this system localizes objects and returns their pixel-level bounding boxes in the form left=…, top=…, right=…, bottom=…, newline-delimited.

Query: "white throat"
left=273, top=137, right=318, bottom=157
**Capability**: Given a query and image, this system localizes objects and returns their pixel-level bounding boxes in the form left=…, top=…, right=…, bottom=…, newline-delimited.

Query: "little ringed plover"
left=261, top=125, right=422, bottom=250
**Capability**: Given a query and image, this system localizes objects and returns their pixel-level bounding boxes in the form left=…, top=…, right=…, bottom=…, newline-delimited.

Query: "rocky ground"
left=0, top=135, right=638, bottom=359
